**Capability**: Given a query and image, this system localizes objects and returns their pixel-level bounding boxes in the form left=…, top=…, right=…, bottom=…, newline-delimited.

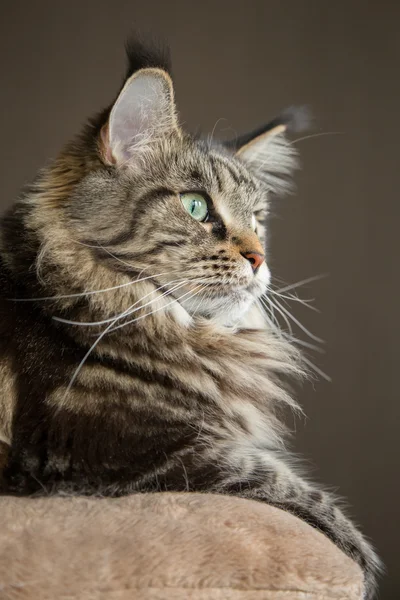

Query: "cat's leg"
left=209, top=453, right=382, bottom=600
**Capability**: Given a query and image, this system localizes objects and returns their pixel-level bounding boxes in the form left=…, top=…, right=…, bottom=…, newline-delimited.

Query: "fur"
left=0, top=39, right=380, bottom=598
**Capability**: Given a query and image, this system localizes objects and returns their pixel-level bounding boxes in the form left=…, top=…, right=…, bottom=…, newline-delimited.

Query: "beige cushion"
left=0, top=492, right=363, bottom=599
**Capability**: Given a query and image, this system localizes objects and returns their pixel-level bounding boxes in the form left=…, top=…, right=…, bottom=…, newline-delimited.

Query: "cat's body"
left=0, top=40, right=380, bottom=597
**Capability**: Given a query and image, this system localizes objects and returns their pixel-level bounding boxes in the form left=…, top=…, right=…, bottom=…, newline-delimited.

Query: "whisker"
left=292, top=131, right=345, bottom=145
left=186, top=282, right=215, bottom=316
left=107, top=282, right=207, bottom=334
left=62, top=302, right=139, bottom=399
left=7, top=270, right=183, bottom=302
left=264, top=294, right=277, bottom=326
left=87, top=278, right=221, bottom=337
left=61, top=280, right=204, bottom=398
left=52, top=279, right=189, bottom=326
left=90, top=244, right=138, bottom=269
left=256, top=301, right=328, bottom=379
left=257, top=291, right=331, bottom=384
left=70, top=239, right=187, bottom=271
left=191, top=282, right=210, bottom=316
left=281, top=332, right=325, bottom=354
left=271, top=297, right=325, bottom=344
left=259, top=297, right=280, bottom=330
left=274, top=274, right=328, bottom=294
left=262, top=296, right=294, bottom=335
left=208, top=117, right=227, bottom=148
left=269, top=289, right=320, bottom=313
left=69, top=238, right=131, bottom=262
left=256, top=300, right=282, bottom=335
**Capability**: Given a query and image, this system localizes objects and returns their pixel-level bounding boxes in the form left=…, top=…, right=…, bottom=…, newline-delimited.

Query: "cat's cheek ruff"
left=166, top=301, right=193, bottom=327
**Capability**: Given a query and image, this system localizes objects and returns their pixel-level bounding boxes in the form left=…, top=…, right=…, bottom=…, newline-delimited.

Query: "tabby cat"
left=0, top=40, right=380, bottom=597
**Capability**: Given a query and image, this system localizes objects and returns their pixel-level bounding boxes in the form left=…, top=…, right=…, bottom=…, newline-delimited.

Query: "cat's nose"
left=241, top=251, right=265, bottom=273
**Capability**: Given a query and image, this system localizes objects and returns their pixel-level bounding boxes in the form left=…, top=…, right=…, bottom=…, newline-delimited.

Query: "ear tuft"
left=225, top=105, right=312, bottom=153
left=222, top=106, right=313, bottom=195
left=124, top=35, right=172, bottom=80
left=274, top=105, right=313, bottom=134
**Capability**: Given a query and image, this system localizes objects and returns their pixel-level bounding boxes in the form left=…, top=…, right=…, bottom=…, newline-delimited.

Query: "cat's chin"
left=182, top=289, right=260, bottom=328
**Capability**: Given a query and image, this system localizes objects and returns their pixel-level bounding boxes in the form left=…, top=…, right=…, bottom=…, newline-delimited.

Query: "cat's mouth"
left=182, top=266, right=269, bottom=297
left=152, top=262, right=269, bottom=325
left=176, top=277, right=262, bottom=298
left=170, top=276, right=267, bottom=325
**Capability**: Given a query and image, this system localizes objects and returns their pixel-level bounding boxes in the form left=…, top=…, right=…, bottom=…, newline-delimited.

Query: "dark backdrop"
left=1, top=2, right=399, bottom=597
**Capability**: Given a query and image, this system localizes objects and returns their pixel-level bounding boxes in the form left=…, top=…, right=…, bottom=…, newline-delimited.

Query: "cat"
left=0, top=39, right=381, bottom=598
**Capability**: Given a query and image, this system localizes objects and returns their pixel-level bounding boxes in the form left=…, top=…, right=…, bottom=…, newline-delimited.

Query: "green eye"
left=180, top=192, right=209, bottom=222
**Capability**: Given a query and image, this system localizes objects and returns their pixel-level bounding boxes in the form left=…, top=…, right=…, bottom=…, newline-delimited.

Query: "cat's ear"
left=101, top=68, right=179, bottom=166
left=225, top=107, right=310, bottom=193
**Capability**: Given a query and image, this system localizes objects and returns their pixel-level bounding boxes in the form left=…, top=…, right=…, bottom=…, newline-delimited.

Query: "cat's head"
left=3, top=40, right=306, bottom=329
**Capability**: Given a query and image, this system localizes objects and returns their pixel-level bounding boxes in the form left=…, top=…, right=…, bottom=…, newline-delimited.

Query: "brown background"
left=1, top=1, right=399, bottom=597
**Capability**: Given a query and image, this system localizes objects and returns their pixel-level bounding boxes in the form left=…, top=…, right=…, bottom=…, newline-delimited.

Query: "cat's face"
left=72, top=136, right=270, bottom=326
left=68, top=66, right=297, bottom=327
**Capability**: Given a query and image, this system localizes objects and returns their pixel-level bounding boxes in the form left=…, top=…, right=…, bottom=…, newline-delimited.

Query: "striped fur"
left=0, top=40, right=380, bottom=598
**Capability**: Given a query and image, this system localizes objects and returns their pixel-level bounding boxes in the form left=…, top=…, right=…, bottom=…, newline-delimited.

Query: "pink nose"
left=241, top=251, right=265, bottom=273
